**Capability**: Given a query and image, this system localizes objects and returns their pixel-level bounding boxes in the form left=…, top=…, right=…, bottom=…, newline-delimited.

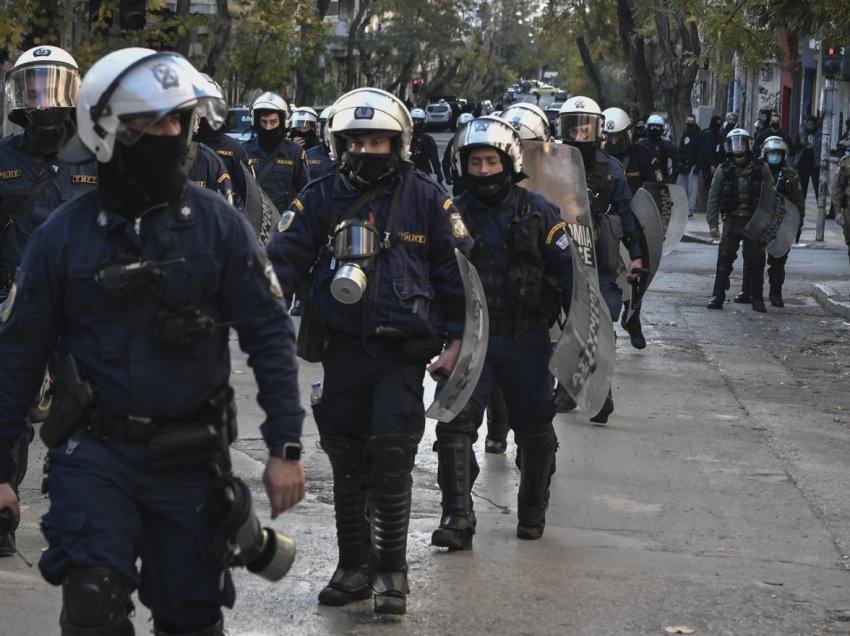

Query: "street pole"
left=816, top=77, right=834, bottom=242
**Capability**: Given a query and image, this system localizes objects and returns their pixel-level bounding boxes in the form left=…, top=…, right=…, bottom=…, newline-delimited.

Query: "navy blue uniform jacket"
left=0, top=184, right=304, bottom=482
left=243, top=136, right=309, bottom=212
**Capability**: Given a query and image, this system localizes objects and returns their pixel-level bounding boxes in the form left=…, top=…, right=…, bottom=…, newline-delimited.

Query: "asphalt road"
left=3, top=190, right=850, bottom=635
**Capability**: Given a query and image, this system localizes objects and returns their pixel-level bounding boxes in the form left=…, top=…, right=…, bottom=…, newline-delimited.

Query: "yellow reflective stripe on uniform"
left=443, top=198, right=453, bottom=211
left=217, top=173, right=230, bottom=184
left=292, top=198, right=304, bottom=212
left=545, top=221, right=567, bottom=245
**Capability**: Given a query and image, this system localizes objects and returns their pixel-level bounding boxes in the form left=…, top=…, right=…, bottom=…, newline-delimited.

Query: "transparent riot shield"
left=523, top=141, right=615, bottom=415
left=242, top=164, right=281, bottom=246
left=425, top=249, right=489, bottom=422
left=743, top=182, right=801, bottom=258
left=620, top=187, right=663, bottom=324
left=641, top=182, right=688, bottom=255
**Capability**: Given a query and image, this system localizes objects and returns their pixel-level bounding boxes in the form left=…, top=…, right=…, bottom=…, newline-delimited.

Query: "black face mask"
left=648, top=128, right=663, bottom=140
left=770, top=122, right=780, bottom=130
left=344, top=152, right=399, bottom=188
left=291, top=129, right=318, bottom=147
left=686, top=123, right=697, bottom=131
left=413, top=122, right=426, bottom=134
left=257, top=126, right=284, bottom=152
left=635, top=125, right=645, bottom=136
left=26, top=109, right=71, bottom=155
left=194, top=118, right=218, bottom=144
left=604, top=134, right=631, bottom=156
left=466, top=171, right=513, bottom=202
left=98, top=134, right=188, bottom=217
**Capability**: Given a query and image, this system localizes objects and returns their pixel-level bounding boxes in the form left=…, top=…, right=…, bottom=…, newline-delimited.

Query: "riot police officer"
left=409, top=107, right=444, bottom=182
left=558, top=96, right=644, bottom=423
left=185, top=119, right=234, bottom=205
left=289, top=106, right=332, bottom=181
left=0, top=45, right=97, bottom=556
left=706, top=128, right=775, bottom=312
left=243, top=91, right=309, bottom=212
left=633, top=114, right=679, bottom=185
left=266, top=88, right=472, bottom=616
left=734, top=136, right=804, bottom=308
left=431, top=116, right=572, bottom=550
left=601, top=107, right=641, bottom=194
left=193, top=74, right=250, bottom=208
left=305, top=106, right=339, bottom=181
left=442, top=112, right=474, bottom=196
left=0, top=48, right=305, bottom=635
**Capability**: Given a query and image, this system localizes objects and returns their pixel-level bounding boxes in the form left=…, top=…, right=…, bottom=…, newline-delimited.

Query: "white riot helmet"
left=290, top=106, right=318, bottom=130
left=65, top=48, right=226, bottom=163
left=325, top=87, right=413, bottom=162
left=724, top=128, right=752, bottom=155
left=762, top=135, right=788, bottom=165
left=317, top=105, right=333, bottom=143
left=646, top=113, right=666, bottom=138
left=558, top=96, right=604, bottom=144
left=452, top=115, right=523, bottom=177
left=602, top=107, right=631, bottom=135
left=251, top=91, right=290, bottom=129
left=410, top=107, right=427, bottom=133
left=456, top=113, right=474, bottom=127
left=499, top=102, right=551, bottom=142
left=6, top=46, right=81, bottom=127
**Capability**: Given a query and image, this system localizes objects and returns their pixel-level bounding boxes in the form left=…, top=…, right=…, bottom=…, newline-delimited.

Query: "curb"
left=813, top=283, right=850, bottom=321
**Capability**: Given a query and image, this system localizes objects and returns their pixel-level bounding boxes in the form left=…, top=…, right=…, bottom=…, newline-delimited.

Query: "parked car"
left=555, top=90, right=570, bottom=102
left=226, top=106, right=253, bottom=142
left=530, top=83, right=559, bottom=96
left=425, top=101, right=452, bottom=131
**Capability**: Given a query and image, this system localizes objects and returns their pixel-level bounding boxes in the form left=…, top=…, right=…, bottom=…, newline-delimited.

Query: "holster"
left=40, top=355, right=96, bottom=449
left=146, top=424, right=222, bottom=471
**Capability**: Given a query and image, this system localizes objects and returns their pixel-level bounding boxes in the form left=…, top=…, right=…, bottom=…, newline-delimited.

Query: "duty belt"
left=489, top=317, right=548, bottom=338
left=86, top=412, right=199, bottom=444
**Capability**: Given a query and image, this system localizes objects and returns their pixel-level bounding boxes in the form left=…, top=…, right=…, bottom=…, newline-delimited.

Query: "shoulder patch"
left=449, top=211, right=469, bottom=239
left=545, top=221, right=567, bottom=245
left=0, top=169, right=22, bottom=180
left=71, top=174, right=98, bottom=184
left=278, top=209, right=296, bottom=233
left=263, top=261, right=283, bottom=299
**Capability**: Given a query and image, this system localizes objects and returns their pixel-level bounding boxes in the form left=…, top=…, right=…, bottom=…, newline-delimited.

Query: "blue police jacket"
left=459, top=185, right=573, bottom=315
left=0, top=133, right=97, bottom=290
left=267, top=167, right=473, bottom=342
left=0, top=184, right=304, bottom=483
left=594, top=149, right=643, bottom=261
left=243, top=136, right=309, bottom=212
left=202, top=132, right=250, bottom=206
left=306, top=144, right=338, bottom=182
left=187, top=142, right=233, bottom=205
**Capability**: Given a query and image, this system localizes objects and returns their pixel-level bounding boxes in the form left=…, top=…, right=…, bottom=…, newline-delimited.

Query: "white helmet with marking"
left=290, top=106, right=318, bottom=130
left=6, top=45, right=81, bottom=127
left=452, top=115, right=523, bottom=177
left=325, top=87, right=413, bottom=161
left=499, top=102, right=551, bottom=141
left=601, top=107, right=631, bottom=135
left=251, top=91, right=291, bottom=129
left=558, top=96, right=604, bottom=144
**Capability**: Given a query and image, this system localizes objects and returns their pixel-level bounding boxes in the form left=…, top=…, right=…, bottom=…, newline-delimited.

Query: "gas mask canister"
left=330, top=219, right=380, bottom=304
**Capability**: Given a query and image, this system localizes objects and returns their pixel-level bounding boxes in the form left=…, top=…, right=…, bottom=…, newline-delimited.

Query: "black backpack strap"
left=1, top=171, right=56, bottom=232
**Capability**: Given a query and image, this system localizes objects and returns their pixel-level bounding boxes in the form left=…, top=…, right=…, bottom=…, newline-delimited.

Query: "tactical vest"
left=459, top=188, right=557, bottom=328
left=771, top=166, right=792, bottom=196
left=719, top=159, right=763, bottom=217
left=587, top=160, right=614, bottom=218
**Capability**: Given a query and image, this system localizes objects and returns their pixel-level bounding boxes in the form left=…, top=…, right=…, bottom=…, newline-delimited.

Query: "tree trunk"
left=202, top=0, right=232, bottom=79
left=576, top=36, right=610, bottom=108
left=344, top=0, right=371, bottom=90
left=617, top=0, right=654, bottom=118
left=294, top=0, right=331, bottom=105
left=652, top=1, right=700, bottom=144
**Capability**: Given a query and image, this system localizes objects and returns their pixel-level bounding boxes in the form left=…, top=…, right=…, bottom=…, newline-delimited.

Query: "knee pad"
left=514, top=424, right=557, bottom=453
left=60, top=567, right=132, bottom=635
left=367, top=436, right=418, bottom=473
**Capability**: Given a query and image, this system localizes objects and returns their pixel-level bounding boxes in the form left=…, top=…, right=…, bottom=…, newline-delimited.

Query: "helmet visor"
left=726, top=136, right=749, bottom=154
left=290, top=114, right=315, bottom=129
left=6, top=64, right=80, bottom=110
left=559, top=113, right=600, bottom=142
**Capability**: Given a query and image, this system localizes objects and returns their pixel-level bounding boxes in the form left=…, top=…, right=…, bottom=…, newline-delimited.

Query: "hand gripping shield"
left=242, top=163, right=281, bottom=245
left=640, top=182, right=688, bottom=255
left=522, top=141, right=614, bottom=415
left=743, top=182, right=800, bottom=258
left=619, top=187, right=663, bottom=324
left=425, top=249, right=489, bottom=422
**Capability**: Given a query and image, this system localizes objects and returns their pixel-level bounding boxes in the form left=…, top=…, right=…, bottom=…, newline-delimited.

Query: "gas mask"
left=330, top=219, right=380, bottom=304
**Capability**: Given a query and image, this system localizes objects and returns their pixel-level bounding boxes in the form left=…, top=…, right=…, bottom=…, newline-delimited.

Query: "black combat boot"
left=768, top=263, right=785, bottom=307
left=750, top=267, right=767, bottom=313
left=368, top=435, right=418, bottom=615
left=734, top=264, right=751, bottom=303
left=318, top=437, right=372, bottom=607
left=589, top=389, right=614, bottom=425
left=432, top=433, right=476, bottom=550
left=553, top=382, right=577, bottom=413
left=708, top=266, right=731, bottom=309
left=622, top=313, right=647, bottom=350
left=514, top=425, right=557, bottom=540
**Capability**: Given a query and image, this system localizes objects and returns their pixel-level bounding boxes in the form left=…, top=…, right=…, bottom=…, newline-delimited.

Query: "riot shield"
left=549, top=238, right=615, bottom=414
left=641, top=182, right=688, bottom=255
left=522, top=142, right=615, bottom=415
left=425, top=249, right=489, bottom=422
left=743, top=182, right=801, bottom=259
left=242, top=164, right=281, bottom=246
left=620, top=187, right=663, bottom=324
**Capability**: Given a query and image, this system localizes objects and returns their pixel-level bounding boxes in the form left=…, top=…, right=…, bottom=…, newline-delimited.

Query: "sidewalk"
left=683, top=192, right=850, bottom=319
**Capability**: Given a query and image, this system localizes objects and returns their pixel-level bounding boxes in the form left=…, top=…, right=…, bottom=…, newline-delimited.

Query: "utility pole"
left=816, top=77, right=834, bottom=242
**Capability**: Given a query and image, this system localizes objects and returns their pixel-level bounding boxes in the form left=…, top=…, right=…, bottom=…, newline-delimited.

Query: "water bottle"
left=309, top=381, right=322, bottom=406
